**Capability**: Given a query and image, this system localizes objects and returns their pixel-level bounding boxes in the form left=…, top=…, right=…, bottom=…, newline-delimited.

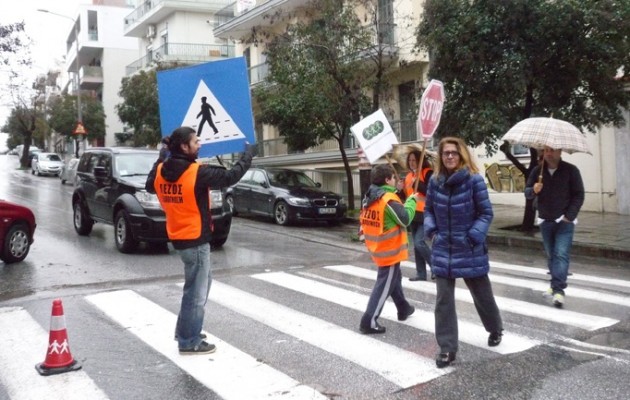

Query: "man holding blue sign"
left=146, top=126, right=256, bottom=355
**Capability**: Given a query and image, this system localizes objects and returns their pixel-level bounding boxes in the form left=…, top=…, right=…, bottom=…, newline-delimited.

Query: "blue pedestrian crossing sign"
left=157, top=57, right=256, bottom=158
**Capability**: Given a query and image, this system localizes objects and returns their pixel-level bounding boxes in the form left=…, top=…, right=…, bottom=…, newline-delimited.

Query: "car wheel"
left=273, top=201, right=290, bottom=226
left=0, top=223, right=30, bottom=263
left=73, top=201, right=94, bottom=235
left=226, top=194, right=237, bottom=216
left=114, top=210, right=139, bottom=253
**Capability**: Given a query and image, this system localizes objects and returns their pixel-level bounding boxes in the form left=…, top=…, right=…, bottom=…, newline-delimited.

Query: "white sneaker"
left=543, top=288, right=553, bottom=297
left=553, top=293, right=565, bottom=308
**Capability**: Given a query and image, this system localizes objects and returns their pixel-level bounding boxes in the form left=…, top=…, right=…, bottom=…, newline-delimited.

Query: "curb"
left=487, top=234, right=630, bottom=261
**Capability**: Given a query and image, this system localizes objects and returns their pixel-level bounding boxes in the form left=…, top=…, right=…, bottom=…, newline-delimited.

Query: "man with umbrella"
left=524, top=146, right=584, bottom=308
left=504, top=117, right=588, bottom=308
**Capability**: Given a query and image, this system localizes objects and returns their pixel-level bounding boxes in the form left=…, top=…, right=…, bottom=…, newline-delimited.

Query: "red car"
left=0, top=199, right=36, bottom=263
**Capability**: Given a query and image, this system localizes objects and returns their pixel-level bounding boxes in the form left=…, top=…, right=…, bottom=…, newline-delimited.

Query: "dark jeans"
left=410, top=220, right=432, bottom=279
left=539, top=220, right=575, bottom=295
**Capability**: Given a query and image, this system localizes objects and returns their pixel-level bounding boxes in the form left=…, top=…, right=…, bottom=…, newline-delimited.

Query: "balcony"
left=255, top=119, right=424, bottom=159
left=124, top=0, right=233, bottom=37
left=214, top=0, right=311, bottom=40
left=79, top=66, right=103, bottom=90
left=126, top=42, right=235, bottom=75
left=249, top=62, right=269, bottom=86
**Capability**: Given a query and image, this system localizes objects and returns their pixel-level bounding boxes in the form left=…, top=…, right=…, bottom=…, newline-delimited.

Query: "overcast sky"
left=1, top=0, right=92, bottom=128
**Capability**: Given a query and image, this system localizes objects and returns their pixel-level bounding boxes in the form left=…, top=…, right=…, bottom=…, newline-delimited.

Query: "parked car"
left=226, top=167, right=347, bottom=226
left=59, top=158, right=80, bottom=185
left=0, top=199, right=37, bottom=263
left=31, top=153, right=64, bottom=176
left=71, top=147, right=232, bottom=253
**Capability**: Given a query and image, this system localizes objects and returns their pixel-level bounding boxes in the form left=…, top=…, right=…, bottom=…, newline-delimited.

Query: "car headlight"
left=287, top=196, right=310, bottom=206
left=134, top=190, right=163, bottom=210
left=210, top=190, right=223, bottom=208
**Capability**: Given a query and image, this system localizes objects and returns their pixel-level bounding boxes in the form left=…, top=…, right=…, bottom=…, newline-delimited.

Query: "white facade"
left=65, top=3, right=140, bottom=147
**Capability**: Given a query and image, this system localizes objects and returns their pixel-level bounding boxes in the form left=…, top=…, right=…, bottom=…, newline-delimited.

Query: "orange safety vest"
left=404, top=167, right=431, bottom=212
left=360, top=192, right=408, bottom=267
left=154, top=163, right=201, bottom=240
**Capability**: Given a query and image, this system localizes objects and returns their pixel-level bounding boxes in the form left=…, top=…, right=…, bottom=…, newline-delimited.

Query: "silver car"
left=31, top=153, right=64, bottom=176
left=59, top=158, right=80, bottom=185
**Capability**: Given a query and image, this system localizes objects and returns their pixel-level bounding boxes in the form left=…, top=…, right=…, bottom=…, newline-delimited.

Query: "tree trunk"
left=338, top=137, right=355, bottom=210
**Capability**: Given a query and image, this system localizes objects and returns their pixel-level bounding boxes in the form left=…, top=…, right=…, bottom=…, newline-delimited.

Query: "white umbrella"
left=502, top=117, right=591, bottom=155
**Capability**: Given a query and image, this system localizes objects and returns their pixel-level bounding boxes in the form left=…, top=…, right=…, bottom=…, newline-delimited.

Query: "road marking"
left=252, top=271, right=539, bottom=354
left=207, top=281, right=448, bottom=387
left=86, top=290, right=326, bottom=400
left=490, top=261, right=630, bottom=290
left=341, top=264, right=618, bottom=331
left=0, top=307, right=109, bottom=400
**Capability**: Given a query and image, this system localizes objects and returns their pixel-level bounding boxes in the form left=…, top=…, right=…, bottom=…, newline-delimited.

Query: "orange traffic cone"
left=35, top=299, right=82, bottom=376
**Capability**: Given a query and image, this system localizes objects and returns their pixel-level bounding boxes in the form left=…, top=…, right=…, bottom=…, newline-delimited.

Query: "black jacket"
left=524, top=160, right=584, bottom=221
left=145, top=151, right=253, bottom=249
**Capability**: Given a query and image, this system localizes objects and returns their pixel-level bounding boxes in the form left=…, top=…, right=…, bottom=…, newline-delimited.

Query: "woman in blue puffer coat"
left=424, top=136, right=503, bottom=368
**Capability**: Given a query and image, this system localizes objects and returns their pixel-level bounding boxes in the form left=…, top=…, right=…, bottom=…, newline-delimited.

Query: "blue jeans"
left=539, top=221, right=575, bottom=295
left=411, top=221, right=432, bottom=279
left=176, top=243, right=211, bottom=349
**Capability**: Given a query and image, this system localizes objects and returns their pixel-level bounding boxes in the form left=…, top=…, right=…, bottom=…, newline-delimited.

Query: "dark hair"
left=406, top=150, right=421, bottom=170
left=371, top=164, right=394, bottom=186
left=163, top=126, right=196, bottom=154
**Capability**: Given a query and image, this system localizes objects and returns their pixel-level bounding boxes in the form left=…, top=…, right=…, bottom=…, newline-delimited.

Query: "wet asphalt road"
left=1, top=154, right=630, bottom=399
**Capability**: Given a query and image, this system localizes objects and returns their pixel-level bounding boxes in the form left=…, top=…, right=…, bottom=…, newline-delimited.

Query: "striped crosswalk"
left=1, top=260, right=628, bottom=399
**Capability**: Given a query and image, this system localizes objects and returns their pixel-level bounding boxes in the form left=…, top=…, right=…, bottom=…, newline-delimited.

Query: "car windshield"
left=116, top=153, right=157, bottom=177
left=44, top=154, right=61, bottom=162
left=268, top=169, right=318, bottom=188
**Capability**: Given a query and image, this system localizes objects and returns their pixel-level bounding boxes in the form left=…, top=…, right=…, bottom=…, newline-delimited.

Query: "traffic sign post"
left=414, top=80, right=445, bottom=191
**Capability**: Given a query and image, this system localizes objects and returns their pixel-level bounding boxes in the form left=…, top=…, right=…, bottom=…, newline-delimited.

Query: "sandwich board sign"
left=350, top=109, right=398, bottom=164
left=157, top=57, right=256, bottom=158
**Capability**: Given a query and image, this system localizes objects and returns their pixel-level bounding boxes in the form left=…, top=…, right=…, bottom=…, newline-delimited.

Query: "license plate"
left=318, top=208, right=336, bottom=214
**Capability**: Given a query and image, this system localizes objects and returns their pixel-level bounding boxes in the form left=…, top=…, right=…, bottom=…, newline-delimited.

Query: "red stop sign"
left=417, top=80, right=445, bottom=139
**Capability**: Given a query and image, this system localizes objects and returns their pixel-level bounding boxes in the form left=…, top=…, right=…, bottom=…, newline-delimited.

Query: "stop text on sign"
left=421, top=98, right=443, bottom=123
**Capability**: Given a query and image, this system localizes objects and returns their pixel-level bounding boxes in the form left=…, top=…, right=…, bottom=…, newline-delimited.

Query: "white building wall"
left=101, top=48, right=138, bottom=146
left=70, top=5, right=140, bottom=147
left=614, top=108, right=630, bottom=214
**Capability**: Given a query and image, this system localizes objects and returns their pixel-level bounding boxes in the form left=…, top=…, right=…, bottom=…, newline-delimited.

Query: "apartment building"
left=106, top=0, right=627, bottom=214
left=212, top=0, right=426, bottom=202
left=61, top=0, right=140, bottom=149
left=123, top=0, right=235, bottom=75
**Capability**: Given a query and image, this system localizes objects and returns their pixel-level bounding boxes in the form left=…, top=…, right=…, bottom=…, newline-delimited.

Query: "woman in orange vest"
left=359, top=164, right=420, bottom=334
left=398, top=149, right=433, bottom=281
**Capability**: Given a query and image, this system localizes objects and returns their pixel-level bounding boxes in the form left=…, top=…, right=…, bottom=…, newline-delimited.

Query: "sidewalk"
left=488, top=204, right=630, bottom=260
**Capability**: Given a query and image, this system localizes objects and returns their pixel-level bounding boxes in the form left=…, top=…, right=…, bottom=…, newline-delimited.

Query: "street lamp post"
left=37, top=9, right=83, bottom=158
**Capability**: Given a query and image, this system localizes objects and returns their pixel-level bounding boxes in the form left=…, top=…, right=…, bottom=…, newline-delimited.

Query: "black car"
left=226, top=167, right=347, bottom=225
left=72, top=148, right=231, bottom=253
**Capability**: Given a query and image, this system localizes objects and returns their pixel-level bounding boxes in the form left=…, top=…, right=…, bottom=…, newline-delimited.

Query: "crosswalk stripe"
left=490, top=261, right=630, bottom=290
left=86, top=290, right=326, bottom=400
left=405, top=261, right=630, bottom=308
left=334, top=264, right=618, bottom=331
left=207, top=281, right=448, bottom=387
left=252, top=271, right=539, bottom=354
left=0, top=307, right=109, bottom=400
left=485, top=263, right=630, bottom=307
